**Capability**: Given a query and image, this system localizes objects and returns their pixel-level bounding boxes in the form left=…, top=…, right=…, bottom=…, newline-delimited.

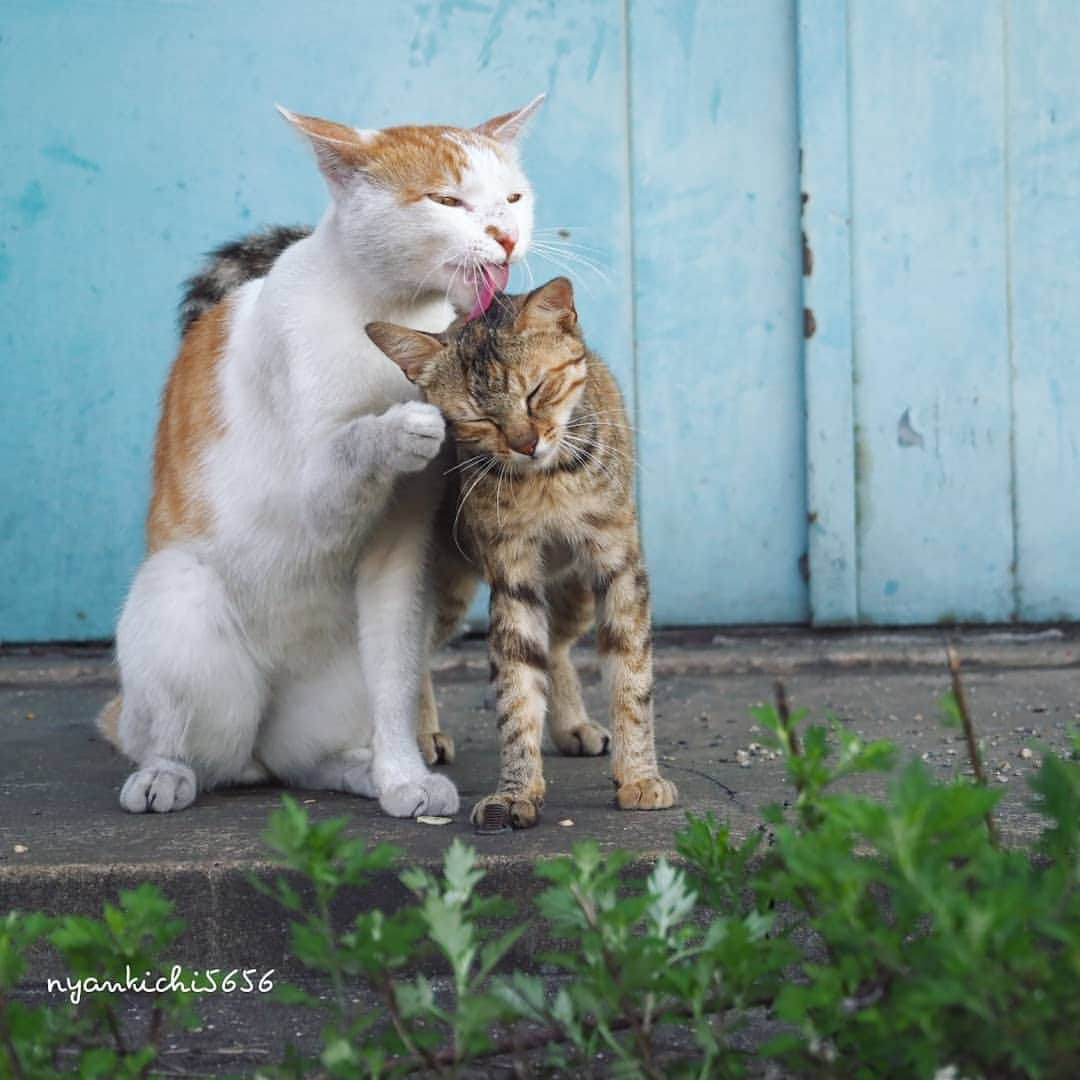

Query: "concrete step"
left=2, top=629, right=1077, bottom=979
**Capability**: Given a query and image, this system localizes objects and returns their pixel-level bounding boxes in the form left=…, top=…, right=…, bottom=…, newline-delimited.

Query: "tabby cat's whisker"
left=444, top=453, right=487, bottom=476
left=452, top=457, right=497, bottom=560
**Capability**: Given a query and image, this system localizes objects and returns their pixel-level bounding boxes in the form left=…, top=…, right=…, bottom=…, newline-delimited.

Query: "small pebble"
left=735, top=749, right=752, bottom=768
left=417, top=816, right=453, bottom=826
left=558, top=819, right=574, bottom=827
left=13, top=844, right=28, bottom=854
left=1019, top=747, right=1034, bottom=760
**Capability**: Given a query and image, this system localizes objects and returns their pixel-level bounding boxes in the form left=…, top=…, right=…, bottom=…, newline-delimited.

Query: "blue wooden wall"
left=1, top=1, right=1078, bottom=641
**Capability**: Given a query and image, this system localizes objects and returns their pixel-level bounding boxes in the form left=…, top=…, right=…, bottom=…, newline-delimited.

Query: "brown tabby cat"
left=367, top=277, right=678, bottom=831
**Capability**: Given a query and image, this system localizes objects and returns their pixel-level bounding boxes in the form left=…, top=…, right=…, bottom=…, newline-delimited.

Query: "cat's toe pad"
left=120, top=760, right=197, bottom=814
left=471, top=792, right=542, bottom=833
left=615, top=776, right=678, bottom=811
left=417, top=731, right=456, bottom=766
left=379, top=773, right=459, bottom=818
left=553, top=722, right=611, bottom=757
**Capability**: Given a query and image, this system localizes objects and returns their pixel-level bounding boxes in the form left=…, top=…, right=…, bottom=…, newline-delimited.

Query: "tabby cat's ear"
left=514, top=277, right=578, bottom=334
left=366, top=323, right=445, bottom=384
left=473, top=94, right=545, bottom=145
left=276, top=105, right=375, bottom=194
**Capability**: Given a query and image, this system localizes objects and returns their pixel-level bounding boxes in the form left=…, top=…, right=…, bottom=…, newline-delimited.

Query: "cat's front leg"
left=594, top=548, right=678, bottom=811
left=302, top=401, right=446, bottom=549
left=471, top=549, right=550, bottom=832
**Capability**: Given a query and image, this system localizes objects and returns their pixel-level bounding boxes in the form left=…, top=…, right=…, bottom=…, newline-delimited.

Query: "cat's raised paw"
left=379, top=773, right=459, bottom=818
left=417, top=730, right=456, bottom=766
left=381, top=401, right=446, bottom=474
left=471, top=793, right=542, bottom=833
left=120, top=760, right=197, bottom=814
left=615, top=776, right=678, bottom=811
left=552, top=722, right=611, bottom=757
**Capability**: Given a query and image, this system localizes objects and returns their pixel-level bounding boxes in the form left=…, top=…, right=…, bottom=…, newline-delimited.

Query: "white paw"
left=119, top=760, right=197, bottom=813
left=341, top=750, right=377, bottom=798
left=381, top=401, right=445, bottom=474
left=379, top=772, right=459, bottom=818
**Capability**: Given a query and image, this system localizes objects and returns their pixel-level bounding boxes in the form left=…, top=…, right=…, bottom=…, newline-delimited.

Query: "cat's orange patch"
left=367, top=126, right=492, bottom=202
left=287, top=109, right=507, bottom=204
left=147, top=302, right=230, bottom=551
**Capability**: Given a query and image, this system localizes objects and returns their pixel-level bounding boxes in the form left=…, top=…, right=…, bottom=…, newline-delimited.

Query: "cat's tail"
left=96, top=694, right=123, bottom=750
left=178, top=224, right=312, bottom=334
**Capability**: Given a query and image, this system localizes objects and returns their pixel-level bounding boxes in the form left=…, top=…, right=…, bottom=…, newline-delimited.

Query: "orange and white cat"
left=99, top=97, right=543, bottom=815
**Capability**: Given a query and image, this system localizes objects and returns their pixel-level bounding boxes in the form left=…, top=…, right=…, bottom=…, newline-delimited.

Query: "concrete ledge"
left=2, top=632, right=1076, bottom=980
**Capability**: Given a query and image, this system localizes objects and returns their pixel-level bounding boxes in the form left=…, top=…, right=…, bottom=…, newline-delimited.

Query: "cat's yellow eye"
left=428, top=194, right=463, bottom=208
left=507, top=193, right=523, bottom=204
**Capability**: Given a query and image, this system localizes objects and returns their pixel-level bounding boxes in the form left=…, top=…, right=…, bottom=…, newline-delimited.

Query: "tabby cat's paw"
left=120, top=760, right=197, bottom=814
left=615, top=776, right=678, bottom=811
left=417, top=731, right=456, bottom=766
left=471, top=792, right=543, bottom=833
left=552, top=722, right=611, bottom=757
left=379, top=773, right=459, bottom=818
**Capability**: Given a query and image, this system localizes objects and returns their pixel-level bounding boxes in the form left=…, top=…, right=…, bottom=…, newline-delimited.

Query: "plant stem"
left=947, top=647, right=1000, bottom=848
left=774, top=679, right=801, bottom=760
left=400, top=994, right=744, bottom=1073
left=315, top=894, right=349, bottom=1025
left=102, top=1002, right=128, bottom=1056
left=380, top=974, right=450, bottom=1078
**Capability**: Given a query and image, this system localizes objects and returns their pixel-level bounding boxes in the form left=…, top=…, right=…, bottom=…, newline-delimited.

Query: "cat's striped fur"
left=368, top=278, right=677, bottom=830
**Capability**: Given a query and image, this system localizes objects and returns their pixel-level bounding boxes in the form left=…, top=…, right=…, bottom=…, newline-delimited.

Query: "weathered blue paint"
left=4, top=1, right=1080, bottom=640
left=0, top=0, right=634, bottom=641
left=847, top=2, right=1015, bottom=624
left=796, top=0, right=858, bottom=625
left=630, top=0, right=808, bottom=625
left=1007, top=0, right=1080, bottom=620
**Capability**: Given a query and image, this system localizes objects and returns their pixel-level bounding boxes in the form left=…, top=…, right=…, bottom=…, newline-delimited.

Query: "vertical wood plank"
left=847, top=1, right=1014, bottom=624
left=796, top=0, right=858, bottom=625
left=1007, top=0, right=1080, bottom=620
left=629, top=0, right=807, bottom=625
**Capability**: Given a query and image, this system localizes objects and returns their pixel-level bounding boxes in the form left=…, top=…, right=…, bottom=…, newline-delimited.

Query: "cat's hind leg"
left=115, top=546, right=267, bottom=813
left=257, top=649, right=377, bottom=798
left=417, top=510, right=481, bottom=765
left=546, top=573, right=610, bottom=757
left=593, top=548, right=678, bottom=811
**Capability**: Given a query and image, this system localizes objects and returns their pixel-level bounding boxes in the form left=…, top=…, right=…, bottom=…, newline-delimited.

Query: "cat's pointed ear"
left=473, top=94, right=545, bottom=145
left=514, top=277, right=578, bottom=334
left=366, top=322, right=445, bottom=384
left=276, top=105, right=375, bottom=193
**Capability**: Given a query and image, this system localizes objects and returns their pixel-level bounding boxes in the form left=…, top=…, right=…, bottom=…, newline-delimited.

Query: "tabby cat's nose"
left=510, top=431, right=538, bottom=457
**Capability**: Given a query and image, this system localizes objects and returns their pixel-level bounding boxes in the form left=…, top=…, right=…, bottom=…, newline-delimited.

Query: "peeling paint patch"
left=802, top=230, right=813, bottom=275
left=42, top=142, right=102, bottom=174
left=884, top=579, right=899, bottom=596
left=897, top=408, right=924, bottom=448
left=14, top=181, right=47, bottom=224
left=803, top=307, right=817, bottom=338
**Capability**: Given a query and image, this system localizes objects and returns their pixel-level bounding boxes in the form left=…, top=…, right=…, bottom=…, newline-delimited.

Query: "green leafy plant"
left=1, top=884, right=196, bottom=1079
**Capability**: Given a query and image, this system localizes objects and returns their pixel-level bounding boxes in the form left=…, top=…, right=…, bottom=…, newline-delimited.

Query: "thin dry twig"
left=947, top=646, right=1000, bottom=848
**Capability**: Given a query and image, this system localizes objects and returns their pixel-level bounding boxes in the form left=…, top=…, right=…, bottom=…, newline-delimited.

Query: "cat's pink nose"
left=487, top=226, right=516, bottom=258
left=510, top=431, right=538, bottom=457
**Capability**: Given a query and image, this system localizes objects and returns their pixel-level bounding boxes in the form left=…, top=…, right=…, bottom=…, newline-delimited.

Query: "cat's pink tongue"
left=468, top=263, right=511, bottom=320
